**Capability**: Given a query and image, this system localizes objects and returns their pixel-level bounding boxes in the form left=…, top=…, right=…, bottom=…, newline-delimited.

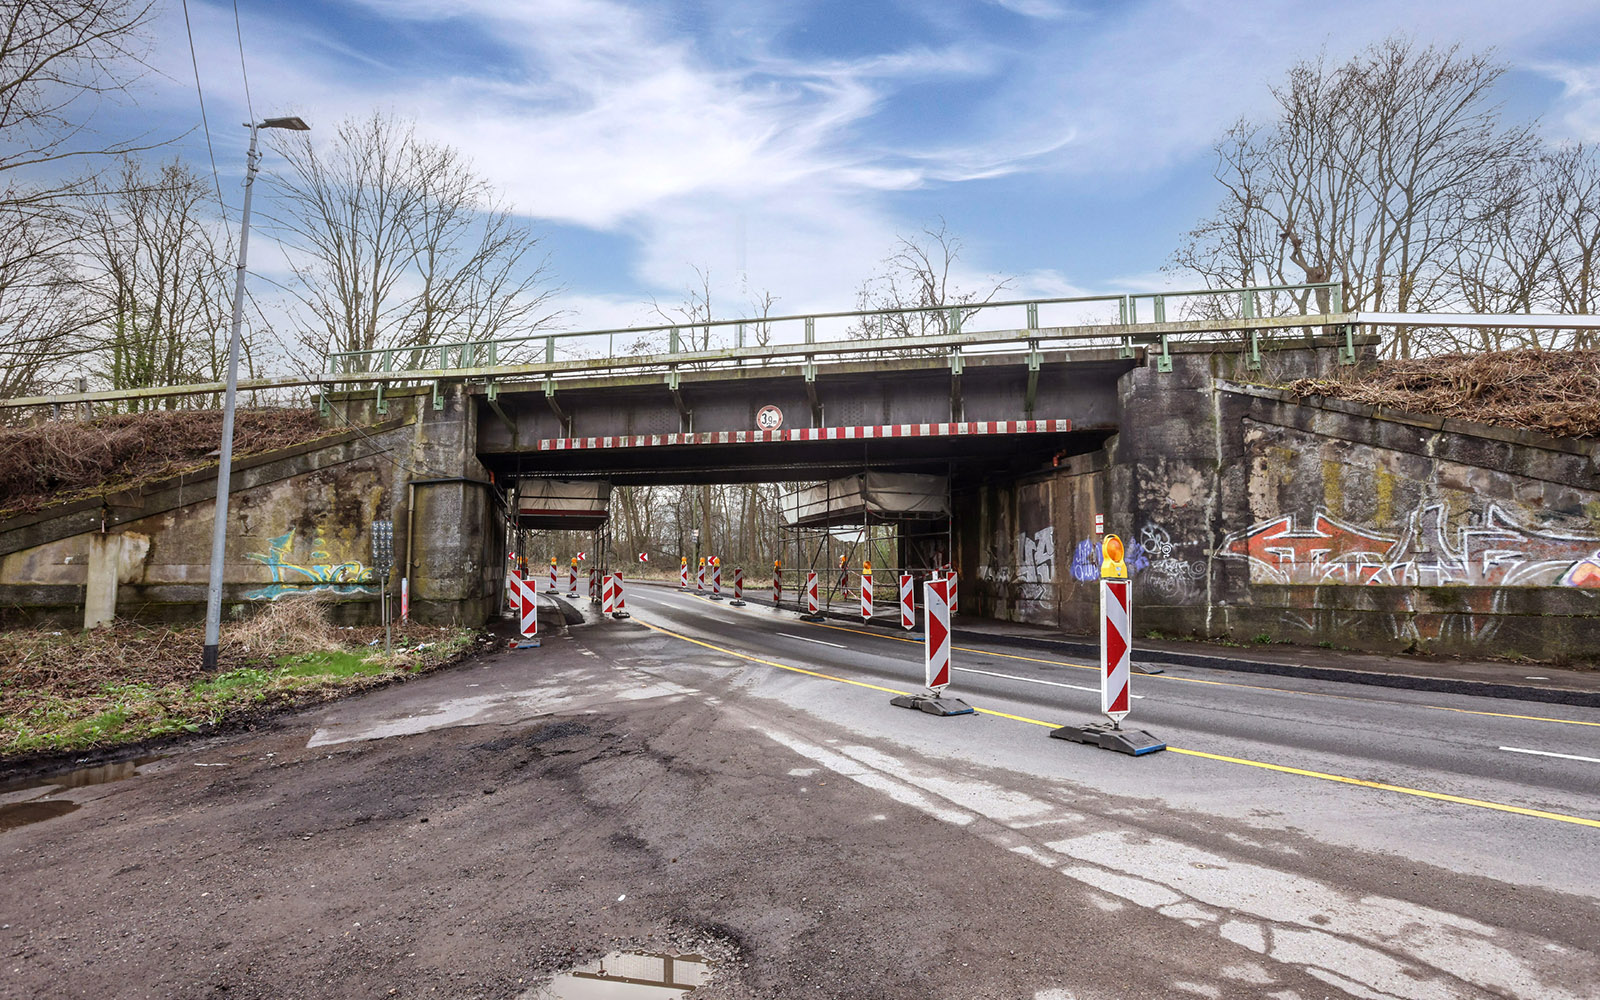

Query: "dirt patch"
left=1290, top=349, right=1600, bottom=438
left=0, top=407, right=332, bottom=515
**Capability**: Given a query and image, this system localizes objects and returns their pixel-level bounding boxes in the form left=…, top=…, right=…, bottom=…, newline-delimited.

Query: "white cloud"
left=1538, top=62, right=1600, bottom=141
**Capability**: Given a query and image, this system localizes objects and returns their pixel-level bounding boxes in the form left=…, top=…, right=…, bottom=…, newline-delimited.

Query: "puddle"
left=0, top=755, right=163, bottom=833
left=0, top=800, right=81, bottom=832
left=521, top=952, right=711, bottom=999
left=0, top=755, right=163, bottom=796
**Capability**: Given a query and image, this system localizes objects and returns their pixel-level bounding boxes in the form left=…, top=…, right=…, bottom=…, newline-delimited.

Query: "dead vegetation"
left=1289, top=350, right=1600, bottom=439
left=0, top=407, right=330, bottom=515
left=0, top=598, right=480, bottom=758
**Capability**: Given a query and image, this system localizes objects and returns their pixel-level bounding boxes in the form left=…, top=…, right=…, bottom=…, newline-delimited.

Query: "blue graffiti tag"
left=1070, top=538, right=1100, bottom=582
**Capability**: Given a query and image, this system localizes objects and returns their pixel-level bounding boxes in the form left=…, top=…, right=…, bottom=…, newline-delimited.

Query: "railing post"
left=545, top=335, right=556, bottom=364
left=1026, top=302, right=1038, bottom=330
left=670, top=327, right=680, bottom=354
left=804, top=317, right=815, bottom=344
left=1118, top=297, right=1128, bottom=325
left=737, top=322, right=745, bottom=349
left=948, top=306, right=962, bottom=335
left=1242, top=288, right=1256, bottom=320
left=1153, top=295, right=1167, bottom=323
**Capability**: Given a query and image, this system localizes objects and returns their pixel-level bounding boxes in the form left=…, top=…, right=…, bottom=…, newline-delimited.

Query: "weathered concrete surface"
left=961, top=337, right=1600, bottom=661
left=0, top=389, right=503, bottom=627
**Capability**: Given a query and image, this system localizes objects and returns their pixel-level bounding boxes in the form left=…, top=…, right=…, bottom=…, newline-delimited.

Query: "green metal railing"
left=323, top=281, right=1349, bottom=379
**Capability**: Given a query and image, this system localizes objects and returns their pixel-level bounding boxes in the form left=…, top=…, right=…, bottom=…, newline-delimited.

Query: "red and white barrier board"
left=924, top=578, right=952, bottom=691
left=1102, top=576, right=1132, bottom=722
left=401, top=577, right=409, bottom=624
left=601, top=573, right=617, bottom=615
left=510, top=574, right=538, bottom=638
left=614, top=571, right=627, bottom=615
left=899, top=573, right=914, bottom=630
left=773, top=561, right=782, bottom=605
left=806, top=571, right=819, bottom=616
left=568, top=559, right=578, bottom=596
left=508, top=567, right=520, bottom=611
left=680, top=557, right=689, bottom=588
left=697, top=558, right=706, bottom=592
left=712, top=558, right=722, bottom=597
left=548, top=558, right=558, bottom=593
left=948, top=570, right=958, bottom=615
left=733, top=566, right=744, bottom=601
left=535, top=419, right=1073, bottom=452
left=861, top=562, right=873, bottom=621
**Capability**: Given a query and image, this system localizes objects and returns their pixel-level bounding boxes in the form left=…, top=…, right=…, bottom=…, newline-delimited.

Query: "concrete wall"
left=959, top=337, right=1600, bottom=662
left=0, top=385, right=503, bottom=628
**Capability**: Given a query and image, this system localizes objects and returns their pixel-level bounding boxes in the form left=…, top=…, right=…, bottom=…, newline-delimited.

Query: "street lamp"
left=202, top=115, right=311, bottom=671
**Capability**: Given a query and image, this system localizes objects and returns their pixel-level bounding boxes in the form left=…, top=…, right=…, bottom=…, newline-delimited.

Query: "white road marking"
left=1499, top=746, right=1600, bottom=764
left=775, top=632, right=846, bottom=648
left=955, top=664, right=1144, bottom=699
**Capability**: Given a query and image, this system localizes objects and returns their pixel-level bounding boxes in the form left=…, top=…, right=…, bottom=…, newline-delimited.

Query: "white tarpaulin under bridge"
left=781, top=472, right=949, bottom=528
left=517, top=479, right=612, bottom=530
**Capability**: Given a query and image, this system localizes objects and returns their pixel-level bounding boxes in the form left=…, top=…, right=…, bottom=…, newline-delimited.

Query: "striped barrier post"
left=804, top=571, right=820, bottom=618
left=509, top=574, right=539, bottom=647
left=589, top=567, right=599, bottom=603
left=711, top=557, right=723, bottom=600
left=889, top=577, right=970, bottom=715
left=613, top=571, right=629, bottom=618
left=508, top=566, right=520, bottom=611
left=548, top=557, right=558, bottom=593
left=401, top=577, right=409, bottom=624
left=680, top=557, right=689, bottom=589
left=1050, top=534, right=1166, bottom=755
left=773, top=560, right=782, bottom=606
left=697, top=557, right=706, bottom=593
left=731, top=566, right=746, bottom=606
left=601, top=573, right=616, bottom=615
left=899, top=573, right=914, bottom=630
left=948, top=569, right=958, bottom=615
left=861, top=560, right=873, bottom=621
left=837, top=554, right=848, bottom=590
left=568, top=557, right=579, bottom=597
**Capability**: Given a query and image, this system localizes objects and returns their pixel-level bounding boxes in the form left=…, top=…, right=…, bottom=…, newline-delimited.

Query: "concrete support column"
left=85, top=533, right=123, bottom=629
left=406, top=383, right=499, bottom=625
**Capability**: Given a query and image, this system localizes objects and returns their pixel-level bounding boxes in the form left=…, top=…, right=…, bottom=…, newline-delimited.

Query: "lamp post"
left=202, top=116, right=310, bottom=672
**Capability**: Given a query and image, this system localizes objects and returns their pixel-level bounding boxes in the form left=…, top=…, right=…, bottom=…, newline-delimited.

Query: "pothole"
left=521, top=951, right=711, bottom=999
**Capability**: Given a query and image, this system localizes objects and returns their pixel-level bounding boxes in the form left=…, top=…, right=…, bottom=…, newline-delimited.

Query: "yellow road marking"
left=633, top=614, right=1600, bottom=831
left=801, top=618, right=1600, bottom=728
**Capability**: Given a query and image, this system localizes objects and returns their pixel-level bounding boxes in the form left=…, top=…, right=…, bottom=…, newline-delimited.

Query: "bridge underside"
left=479, top=426, right=1108, bottom=486
left=473, top=352, right=1127, bottom=485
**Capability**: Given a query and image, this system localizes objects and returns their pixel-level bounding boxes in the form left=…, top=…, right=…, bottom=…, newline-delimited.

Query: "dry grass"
left=0, top=407, right=330, bottom=515
left=1290, top=350, right=1600, bottom=438
left=0, top=599, right=479, bottom=758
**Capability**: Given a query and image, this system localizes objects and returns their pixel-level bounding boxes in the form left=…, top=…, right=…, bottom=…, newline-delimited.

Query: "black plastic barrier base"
left=890, top=693, right=975, bottom=716
left=1051, top=722, right=1166, bottom=756
left=612, top=611, right=631, bottom=620
left=798, top=612, right=826, bottom=622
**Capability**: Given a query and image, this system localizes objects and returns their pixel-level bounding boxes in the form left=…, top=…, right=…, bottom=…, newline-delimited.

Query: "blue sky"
left=127, top=0, right=1600, bottom=333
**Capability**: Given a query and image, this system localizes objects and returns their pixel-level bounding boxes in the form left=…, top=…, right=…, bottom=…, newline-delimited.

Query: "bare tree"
left=1173, top=38, right=1539, bottom=356
left=850, top=219, right=1012, bottom=345
left=268, top=112, right=560, bottom=367
left=0, top=198, right=91, bottom=399
left=82, top=157, right=237, bottom=404
left=0, top=0, right=156, bottom=189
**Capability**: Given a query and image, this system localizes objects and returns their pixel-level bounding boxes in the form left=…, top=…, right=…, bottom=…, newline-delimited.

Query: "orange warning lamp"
left=1102, top=533, right=1128, bottom=579
left=864, top=559, right=872, bottom=573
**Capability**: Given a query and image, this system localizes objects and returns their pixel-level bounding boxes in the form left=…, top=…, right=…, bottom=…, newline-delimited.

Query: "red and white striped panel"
left=536, top=420, right=1071, bottom=451
left=512, top=574, right=538, bottom=638
left=1102, top=578, right=1131, bottom=721
left=805, top=571, right=819, bottom=616
left=601, top=573, right=617, bottom=615
left=899, top=573, right=914, bottom=631
left=924, top=578, right=951, bottom=691
left=861, top=566, right=873, bottom=622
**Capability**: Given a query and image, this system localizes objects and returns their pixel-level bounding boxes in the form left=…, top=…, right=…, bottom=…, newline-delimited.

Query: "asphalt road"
left=5, top=583, right=1598, bottom=1000
left=609, top=582, right=1600, bottom=996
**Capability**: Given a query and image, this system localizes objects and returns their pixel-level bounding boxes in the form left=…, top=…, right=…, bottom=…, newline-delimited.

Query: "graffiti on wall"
left=1015, top=527, right=1056, bottom=586
left=244, top=528, right=376, bottom=600
left=1220, top=503, right=1600, bottom=589
left=1130, top=523, right=1207, bottom=600
left=1070, top=538, right=1099, bottom=582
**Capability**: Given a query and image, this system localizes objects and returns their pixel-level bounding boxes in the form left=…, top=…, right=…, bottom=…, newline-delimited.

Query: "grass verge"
left=0, top=599, right=478, bottom=760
